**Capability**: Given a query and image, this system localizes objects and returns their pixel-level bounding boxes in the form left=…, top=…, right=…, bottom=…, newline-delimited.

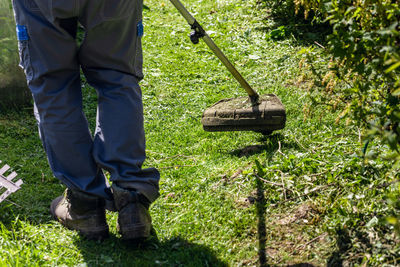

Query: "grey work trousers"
left=12, top=0, right=160, bottom=202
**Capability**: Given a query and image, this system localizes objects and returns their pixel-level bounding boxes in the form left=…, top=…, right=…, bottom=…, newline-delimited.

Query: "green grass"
left=0, top=0, right=17, bottom=71
left=0, top=0, right=31, bottom=107
left=0, top=0, right=399, bottom=266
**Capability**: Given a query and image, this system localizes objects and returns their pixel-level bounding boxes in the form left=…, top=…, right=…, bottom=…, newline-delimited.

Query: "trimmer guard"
left=201, top=94, right=286, bottom=133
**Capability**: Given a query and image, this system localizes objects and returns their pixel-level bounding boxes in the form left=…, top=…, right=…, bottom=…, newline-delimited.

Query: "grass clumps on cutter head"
left=201, top=94, right=286, bottom=134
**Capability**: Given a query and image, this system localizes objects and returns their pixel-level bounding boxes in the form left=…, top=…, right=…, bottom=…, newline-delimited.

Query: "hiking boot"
left=50, top=189, right=109, bottom=241
left=111, top=184, right=152, bottom=240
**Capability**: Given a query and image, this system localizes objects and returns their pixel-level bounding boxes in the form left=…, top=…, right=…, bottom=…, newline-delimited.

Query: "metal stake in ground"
left=169, top=0, right=286, bottom=134
left=0, top=160, right=23, bottom=203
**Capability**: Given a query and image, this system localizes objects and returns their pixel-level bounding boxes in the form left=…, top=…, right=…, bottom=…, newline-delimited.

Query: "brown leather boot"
left=111, top=184, right=152, bottom=240
left=50, top=189, right=109, bottom=241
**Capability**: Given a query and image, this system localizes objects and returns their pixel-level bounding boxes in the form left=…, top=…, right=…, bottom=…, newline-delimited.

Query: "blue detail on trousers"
left=12, top=0, right=160, bottom=203
left=16, top=25, right=29, bottom=41
left=137, top=20, right=143, bottom=37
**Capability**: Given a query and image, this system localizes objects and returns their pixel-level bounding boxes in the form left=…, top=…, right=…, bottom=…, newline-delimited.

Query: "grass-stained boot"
left=50, top=189, right=109, bottom=241
left=111, top=184, right=152, bottom=240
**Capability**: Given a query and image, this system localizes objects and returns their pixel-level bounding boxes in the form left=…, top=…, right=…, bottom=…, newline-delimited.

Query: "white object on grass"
left=0, top=160, right=23, bottom=203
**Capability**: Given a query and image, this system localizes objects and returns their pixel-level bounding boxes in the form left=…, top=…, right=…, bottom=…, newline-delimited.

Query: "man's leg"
left=79, top=0, right=160, bottom=239
left=12, top=0, right=112, bottom=199
left=12, top=0, right=109, bottom=239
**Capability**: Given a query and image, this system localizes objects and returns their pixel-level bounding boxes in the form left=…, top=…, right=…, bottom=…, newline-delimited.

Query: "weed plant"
left=0, top=0, right=398, bottom=266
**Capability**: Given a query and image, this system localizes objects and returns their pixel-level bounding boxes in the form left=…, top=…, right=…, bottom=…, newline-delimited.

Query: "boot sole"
left=119, top=223, right=151, bottom=240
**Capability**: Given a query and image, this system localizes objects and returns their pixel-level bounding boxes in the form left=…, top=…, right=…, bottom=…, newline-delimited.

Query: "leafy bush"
left=298, top=0, right=400, bottom=163
left=262, top=0, right=400, bottom=245
left=294, top=0, right=400, bottom=239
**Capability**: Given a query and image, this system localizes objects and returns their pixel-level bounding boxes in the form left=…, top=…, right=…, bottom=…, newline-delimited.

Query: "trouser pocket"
left=24, top=0, right=40, bottom=12
left=80, top=0, right=144, bottom=78
left=101, top=0, right=135, bottom=20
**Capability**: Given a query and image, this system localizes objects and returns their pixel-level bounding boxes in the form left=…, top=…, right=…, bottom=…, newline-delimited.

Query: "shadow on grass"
left=287, top=264, right=316, bottom=267
left=255, top=2, right=331, bottom=47
left=0, top=184, right=63, bottom=227
left=253, top=174, right=320, bottom=267
left=73, top=233, right=228, bottom=266
left=254, top=177, right=318, bottom=267
left=326, top=225, right=381, bottom=267
left=255, top=174, right=268, bottom=267
left=230, top=133, right=298, bottom=158
left=252, top=142, right=316, bottom=266
left=327, top=227, right=352, bottom=267
left=259, top=21, right=331, bottom=47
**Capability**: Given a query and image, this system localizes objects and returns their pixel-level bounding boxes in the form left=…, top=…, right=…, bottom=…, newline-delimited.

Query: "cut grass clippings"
left=0, top=0, right=399, bottom=266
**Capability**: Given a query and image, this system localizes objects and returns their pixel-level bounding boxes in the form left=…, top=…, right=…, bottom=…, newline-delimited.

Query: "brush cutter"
left=169, top=0, right=286, bottom=135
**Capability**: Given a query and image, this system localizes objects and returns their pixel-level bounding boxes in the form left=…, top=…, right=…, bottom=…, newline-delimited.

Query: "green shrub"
left=264, top=0, right=400, bottom=237
left=266, top=0, right=399, bottom=161
left=305, top=0, right=399, bottom=159
left=295, top=0, right=400, bottom=235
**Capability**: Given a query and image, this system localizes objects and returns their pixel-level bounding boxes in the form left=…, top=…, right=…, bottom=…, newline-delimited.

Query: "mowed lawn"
left=0, top=0, right=398, bottom=266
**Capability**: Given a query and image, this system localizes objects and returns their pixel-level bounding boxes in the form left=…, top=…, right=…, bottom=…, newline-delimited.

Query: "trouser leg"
left=79, top=0, right=160, bottom=203
left=12, top=0, right=111, bottom=199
